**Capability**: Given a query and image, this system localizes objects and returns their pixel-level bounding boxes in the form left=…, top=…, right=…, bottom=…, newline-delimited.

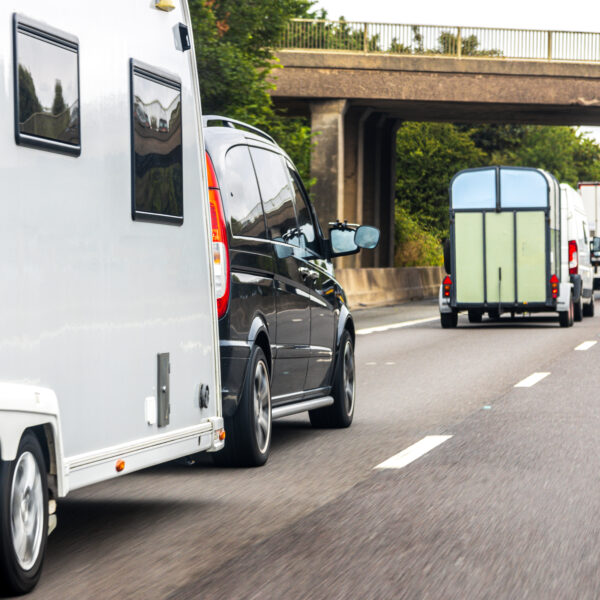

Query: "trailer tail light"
left=443, top=275, right=452, bottom=298
left=569, top=240, right=578, bottom=275
left=206, top=152, right=230, bottom=319
left=550, top=274, right=559, bottom=299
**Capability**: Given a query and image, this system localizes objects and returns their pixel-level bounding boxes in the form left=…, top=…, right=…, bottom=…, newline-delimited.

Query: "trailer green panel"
left=516, top=211, right=547, bottom=303
left=485, top=212, right=515, bottom=303
left=455, top=212, right=484, bottom=303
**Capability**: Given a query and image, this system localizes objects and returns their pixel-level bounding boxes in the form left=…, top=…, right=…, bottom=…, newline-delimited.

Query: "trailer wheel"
left=574, top=297, right=583, bottom=322
left=583, top=298, right=595, bottom=317
left=488, top=309, right=500, bottom=321
left=0, top=432, right=48, bottom=596
left=213, top=346, right=271, bottom=467
left=440, top=311, right=458, bottom=328
left=467, top=310, right=482, bottom=324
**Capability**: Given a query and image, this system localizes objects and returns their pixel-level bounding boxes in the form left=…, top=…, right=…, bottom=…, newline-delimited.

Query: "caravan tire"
left=0, top=432, right=48, bottom=596
left=213, top=346, right=271, bottom=468
left=574, top=297, right=583, bottom=322
left=440, top=311, right=458, bottom=328
left=583, top=298, right=595, bottom=317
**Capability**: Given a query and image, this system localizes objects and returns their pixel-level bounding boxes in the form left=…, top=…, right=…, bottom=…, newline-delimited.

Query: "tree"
left=51, top=80, right=66, bottom=116
left=396, top=122, right=486, bottom=232
left=18, top=65, right=42, bottom=122
left=189, top=0, right=315, bottom=182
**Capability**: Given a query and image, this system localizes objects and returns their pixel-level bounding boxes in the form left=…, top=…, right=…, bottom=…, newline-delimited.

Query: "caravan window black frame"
left=13, top=14, right=81, bottom=156
left=130, top=59, right=183, bottom=226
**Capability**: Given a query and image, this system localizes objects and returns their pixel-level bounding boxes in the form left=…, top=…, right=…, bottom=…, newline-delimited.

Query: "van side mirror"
left=592, top=236, right=600, bottom=253
left=328, top=223, right=380, bottom=257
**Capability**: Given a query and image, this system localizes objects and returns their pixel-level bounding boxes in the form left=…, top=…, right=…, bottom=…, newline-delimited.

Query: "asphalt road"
left=17, top=299, right=600, bottom=599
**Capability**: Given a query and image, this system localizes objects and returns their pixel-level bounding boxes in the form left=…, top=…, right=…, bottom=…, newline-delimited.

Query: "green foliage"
left=18, top=65, right=42, bottom=122
left=394, top=207, right=443, bottom=267
left=51, top=80, right=66, bottom=116
left=396, top=122, right=486, bottom=231
left=490, top=126, right=600, bottom=186
left=189, top=0, right=315, bottom=182
left=395, top=121, right=600, bottom=266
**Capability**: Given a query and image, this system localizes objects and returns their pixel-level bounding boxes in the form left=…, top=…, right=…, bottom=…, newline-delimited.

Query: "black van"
left=204, top=116, right=379, bottom=466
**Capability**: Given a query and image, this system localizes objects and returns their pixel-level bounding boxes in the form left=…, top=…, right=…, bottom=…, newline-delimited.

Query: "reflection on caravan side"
left=17, top=30, right=80, bottom=145
left=132, top=70, right=183, bottom=220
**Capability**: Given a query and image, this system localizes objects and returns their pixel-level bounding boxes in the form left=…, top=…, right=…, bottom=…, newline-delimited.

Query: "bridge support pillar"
left=309, top=100, right=348, bottom=232
left=309, top=101, right=399, bottom=268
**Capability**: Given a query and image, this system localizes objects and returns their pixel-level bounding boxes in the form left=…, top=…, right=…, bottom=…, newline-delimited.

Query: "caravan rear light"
left=550, top=274, right=559, bottom=299
left=443, top=275, right=452, bottom=298
left=206, top=152, right=230, bottom=319
left=569, top=240, right=578, bottom=274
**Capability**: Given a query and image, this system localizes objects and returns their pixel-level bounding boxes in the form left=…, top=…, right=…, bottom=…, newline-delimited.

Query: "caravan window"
left=14, top=17, right=80, bottom=155
left=451, top=169, right=496, bottom=210
left=500, top=169, right=548, bottom=208
left=131, top=61, right=183, bottom=224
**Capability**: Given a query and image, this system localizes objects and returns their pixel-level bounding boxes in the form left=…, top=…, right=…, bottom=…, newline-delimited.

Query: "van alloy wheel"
left=253, top=360, right=271, bottom=455
left=342, top=339, right=355, bottom=418
left=309, top=330, right=355, bottom=428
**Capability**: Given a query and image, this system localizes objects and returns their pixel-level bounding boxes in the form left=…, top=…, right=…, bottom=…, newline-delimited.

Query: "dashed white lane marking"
left=374, top=435, right=453, bottom=470
left=575, top=341, right=597, bottom=351
left=357, top=316, right=439, bottom=335
left=514, top=372, right=550, bottom=388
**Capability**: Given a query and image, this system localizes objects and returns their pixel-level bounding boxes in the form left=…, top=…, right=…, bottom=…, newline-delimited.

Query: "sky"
left=314, top=0, right=600, bottom=142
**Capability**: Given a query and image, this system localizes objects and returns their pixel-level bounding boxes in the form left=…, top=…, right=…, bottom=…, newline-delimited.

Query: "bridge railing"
left=280, top=19, right=600, bottom=62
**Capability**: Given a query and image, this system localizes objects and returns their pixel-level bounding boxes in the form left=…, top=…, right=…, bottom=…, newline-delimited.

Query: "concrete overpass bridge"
left=270, top=20, right=600, bottom=267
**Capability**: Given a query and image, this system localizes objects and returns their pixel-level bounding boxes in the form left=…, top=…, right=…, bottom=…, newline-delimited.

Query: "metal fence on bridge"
left=280, top=19, right=600, bottom=62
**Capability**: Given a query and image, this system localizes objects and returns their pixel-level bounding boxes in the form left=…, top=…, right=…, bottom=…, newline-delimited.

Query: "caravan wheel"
left=0, top=432, right=48, bottom=596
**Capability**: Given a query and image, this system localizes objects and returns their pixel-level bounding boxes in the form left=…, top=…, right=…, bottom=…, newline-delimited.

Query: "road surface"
left=18, top=299, right=600, bottom=599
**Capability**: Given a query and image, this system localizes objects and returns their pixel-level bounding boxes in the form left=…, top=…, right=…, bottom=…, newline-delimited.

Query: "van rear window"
left=14, top=16, right=80, bottom=156
left=130, top=61, right=183, bottom=225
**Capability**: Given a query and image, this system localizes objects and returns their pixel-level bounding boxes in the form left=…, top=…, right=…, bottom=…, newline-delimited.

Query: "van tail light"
left=443, top=275, right=452, bottom=298
left=550, top=274, right=559, bottom=299
left=569, top=240, right=578, bottom=275
left=206, top=152, right=230, bottom=319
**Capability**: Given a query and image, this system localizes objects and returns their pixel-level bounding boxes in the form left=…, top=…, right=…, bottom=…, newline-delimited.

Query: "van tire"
left=583, top=298, right=595, bottom=317
left=468, top=310, right=482, bottom=324
left=309, top=330, right=355, bottom=428
left=440, top=311, right=458, bottom=328
left=0, top=432, right=48, bottom=596
left=559, top=295, right=574, bottom=328
left=213, top=346, right=271, bottom=467
left=574, top=297, right=583, bottom=322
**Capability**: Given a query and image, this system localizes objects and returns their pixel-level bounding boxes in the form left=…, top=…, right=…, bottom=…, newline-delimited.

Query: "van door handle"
left=299, top=267, right=318, bottom=281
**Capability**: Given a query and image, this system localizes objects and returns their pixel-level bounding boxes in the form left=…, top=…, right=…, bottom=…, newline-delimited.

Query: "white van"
left=562, top=184, right=594, bottom=319
left=0, top=1, right=224, bottom=594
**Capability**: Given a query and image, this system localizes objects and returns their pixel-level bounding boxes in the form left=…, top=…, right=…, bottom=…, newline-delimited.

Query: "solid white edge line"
left=514, top=372, right=550, bottom=388
left=357, top=316, right=439, bottom=335
left=374, top=435, right=453, bottom=470
left=575, top=341, right=597, bottom=351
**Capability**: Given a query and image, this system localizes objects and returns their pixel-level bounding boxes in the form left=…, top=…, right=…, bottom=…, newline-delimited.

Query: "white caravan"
left=0, top=1, right=224, bottom=594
